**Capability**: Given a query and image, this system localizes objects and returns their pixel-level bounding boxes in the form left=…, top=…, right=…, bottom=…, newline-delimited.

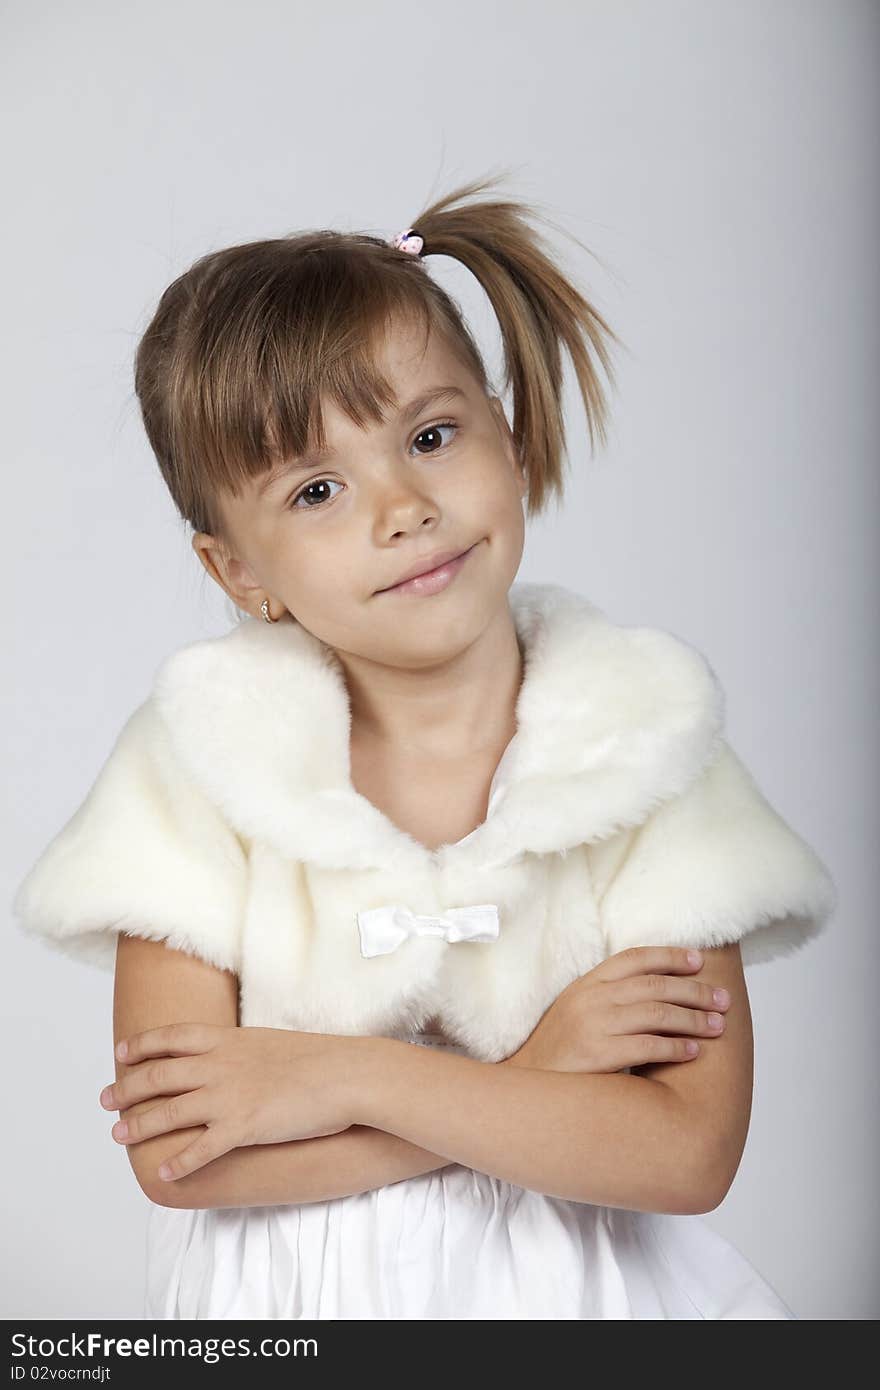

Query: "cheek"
left=480, top=472, right=526, bottom=538
left=276, top=533, right=369, bottom=621
left=469, top=484, right=526, bottom=590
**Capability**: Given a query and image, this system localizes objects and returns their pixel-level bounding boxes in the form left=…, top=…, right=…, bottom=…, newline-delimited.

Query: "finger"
left=155, top=1126, right=236, bottom=1184
left=115, top=1022, right=216, bottom=1065
left=111, top=1092, right=207, bottom=1146
left=103, top=1057, right=205, bottom=1112
left=611, top=1034, right=703, bottom=1069
left=598, top=946, right=705, bottom=982
left=614, top=1000, right=726, bottom=1037
left=615, top=972, right=731, bottom=1014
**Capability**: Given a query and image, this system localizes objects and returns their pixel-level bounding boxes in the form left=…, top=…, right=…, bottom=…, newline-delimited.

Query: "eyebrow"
left=257, top=385, right=468, bottom=496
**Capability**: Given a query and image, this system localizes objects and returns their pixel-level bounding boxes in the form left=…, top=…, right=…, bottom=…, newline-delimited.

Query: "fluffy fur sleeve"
left=595, top=739, right=838, bottom=967
left=11, top=698, right=247, bottom=975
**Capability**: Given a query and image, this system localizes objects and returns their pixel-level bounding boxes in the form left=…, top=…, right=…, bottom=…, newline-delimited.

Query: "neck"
left=339, top=605, right=524, bottom=763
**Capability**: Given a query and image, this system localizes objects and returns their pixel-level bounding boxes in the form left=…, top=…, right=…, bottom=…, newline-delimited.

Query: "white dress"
left=142, top=742, right=796, bottom=1321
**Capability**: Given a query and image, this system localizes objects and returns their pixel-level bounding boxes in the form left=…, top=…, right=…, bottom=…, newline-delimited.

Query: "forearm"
left=153, top=1124, right=455, bottom=1211
left=353, top=1042, right=712, bottom=1214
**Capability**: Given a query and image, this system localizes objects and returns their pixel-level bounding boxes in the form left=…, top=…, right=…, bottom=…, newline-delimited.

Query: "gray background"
left=3, top=0, right=877, bottom=1320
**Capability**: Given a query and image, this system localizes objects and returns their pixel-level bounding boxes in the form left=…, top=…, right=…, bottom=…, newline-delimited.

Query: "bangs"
left=150, top=234, right=477, bottom=539
left=135, top=173, right=622, bottom=542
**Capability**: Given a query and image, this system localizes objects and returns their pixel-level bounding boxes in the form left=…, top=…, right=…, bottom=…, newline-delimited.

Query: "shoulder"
left=480, top=585, right=727, bottom=862
left=594, top=733, right=837, bottom=966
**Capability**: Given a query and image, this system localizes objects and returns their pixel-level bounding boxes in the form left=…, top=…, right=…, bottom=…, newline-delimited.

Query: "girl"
left=13, top=173, right=836, bottom=1320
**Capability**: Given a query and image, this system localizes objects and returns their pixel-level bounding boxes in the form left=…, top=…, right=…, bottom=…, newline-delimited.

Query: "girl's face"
left=198, top=316, right=528, bottom=670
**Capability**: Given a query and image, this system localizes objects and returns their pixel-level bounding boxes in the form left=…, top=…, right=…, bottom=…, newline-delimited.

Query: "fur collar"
left=151, top=582, right=725, bottom=872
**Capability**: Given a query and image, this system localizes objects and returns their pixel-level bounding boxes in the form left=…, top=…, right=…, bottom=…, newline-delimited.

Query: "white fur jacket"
left=12, top=582, right=837, bottom=1063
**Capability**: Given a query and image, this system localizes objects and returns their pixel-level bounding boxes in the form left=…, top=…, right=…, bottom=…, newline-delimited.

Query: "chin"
left=391, top=591, right=502, bottom=652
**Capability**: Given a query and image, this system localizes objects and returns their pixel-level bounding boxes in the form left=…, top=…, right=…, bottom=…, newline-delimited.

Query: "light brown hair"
left=133, top=170, right=624, bottom=550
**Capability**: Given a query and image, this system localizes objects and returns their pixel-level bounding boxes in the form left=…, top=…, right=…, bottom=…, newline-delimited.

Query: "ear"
left=190, top=532, right=268, bottom=617
left=489, top=396, right=528, bottom=501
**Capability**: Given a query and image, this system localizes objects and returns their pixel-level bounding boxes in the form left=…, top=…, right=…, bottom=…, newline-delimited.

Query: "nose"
left=367, top=463, right=441, bottom=536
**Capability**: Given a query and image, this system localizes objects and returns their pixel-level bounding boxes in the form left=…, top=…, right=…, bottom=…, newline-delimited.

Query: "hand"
left=505, top=946, right=730, bottom=1073
left=99, top=1024, right=368, bottom=1184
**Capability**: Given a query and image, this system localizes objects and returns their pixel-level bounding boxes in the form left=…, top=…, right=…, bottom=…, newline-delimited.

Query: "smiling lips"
left=377, top=542, right=478, bottom=596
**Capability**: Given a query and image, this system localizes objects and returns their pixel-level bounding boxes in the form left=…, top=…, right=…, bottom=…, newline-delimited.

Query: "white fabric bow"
left=357, top=903, right=500, bottom=959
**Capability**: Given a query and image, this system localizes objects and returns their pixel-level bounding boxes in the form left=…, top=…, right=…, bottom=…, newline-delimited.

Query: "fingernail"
left=687, top=950, right=703, bottom=967
left=115, top=1041, right=128, bottom=1060
left=713, top=988, right=730, bottom=1007
left=707, top=1012, right=724, bottom=1029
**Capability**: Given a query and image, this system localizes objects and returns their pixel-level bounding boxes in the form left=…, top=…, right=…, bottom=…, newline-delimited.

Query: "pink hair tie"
left=391, top=227, right=424, bottom=256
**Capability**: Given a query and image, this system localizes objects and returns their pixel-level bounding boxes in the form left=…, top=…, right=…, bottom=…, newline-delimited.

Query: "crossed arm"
left=111, top=934, right=752, bottom=1215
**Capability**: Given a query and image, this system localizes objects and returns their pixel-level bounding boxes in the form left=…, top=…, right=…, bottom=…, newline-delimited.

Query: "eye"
left=287, top=420, right=459, bottom=511
left=410, top=419, right=459, bottom=456
left=288, top=478, right=344, bottom=511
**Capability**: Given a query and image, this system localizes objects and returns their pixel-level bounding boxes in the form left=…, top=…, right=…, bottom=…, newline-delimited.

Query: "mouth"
left=375, top=541, right=481, bottom=597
